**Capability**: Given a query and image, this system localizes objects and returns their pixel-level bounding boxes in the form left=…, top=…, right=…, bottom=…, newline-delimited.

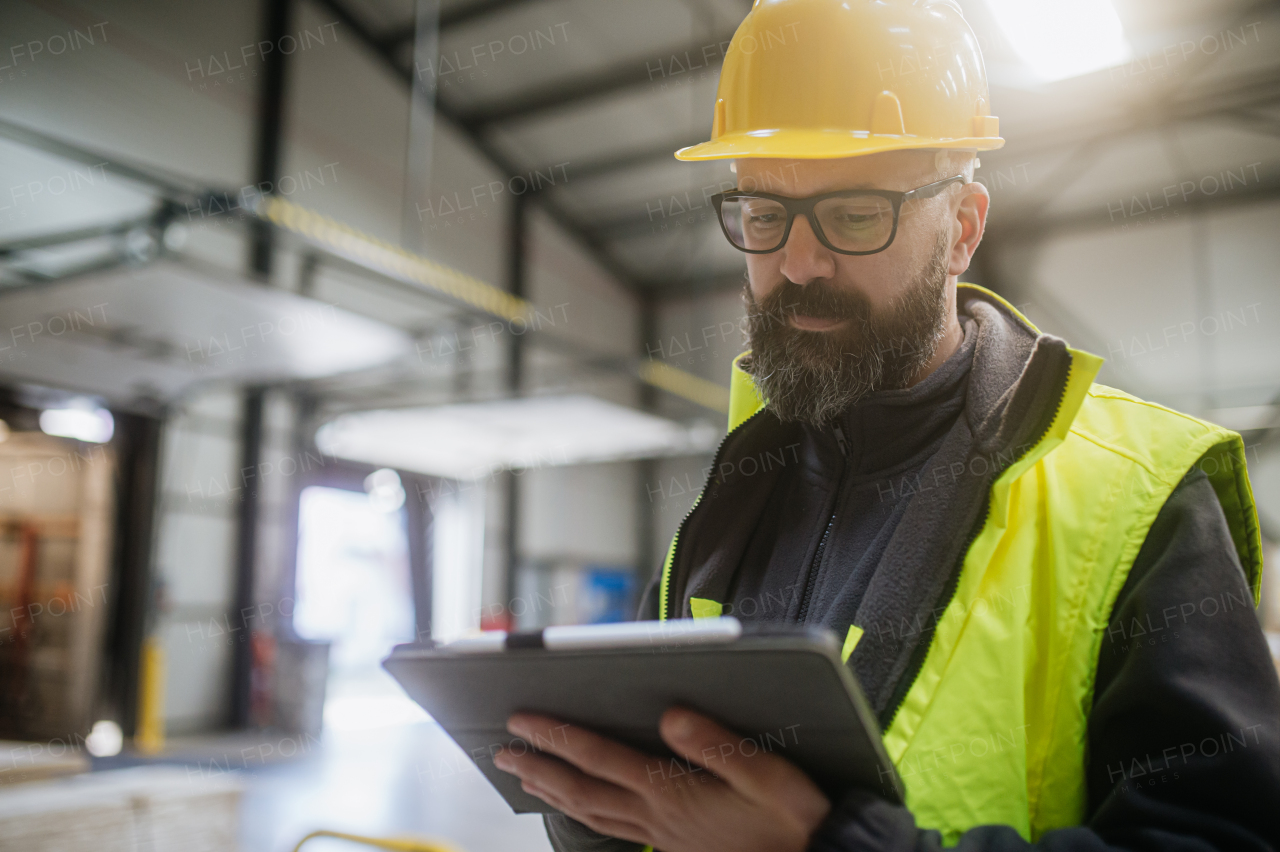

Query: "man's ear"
left=949, top=182, right=990, bottom=277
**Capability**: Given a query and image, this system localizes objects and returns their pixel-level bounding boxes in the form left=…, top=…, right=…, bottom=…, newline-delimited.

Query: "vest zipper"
left=661, top=408, right=767, bottom=621
left=878, top=353, right=1076, bottom=732
left=796, top=423, right=849, bottom=623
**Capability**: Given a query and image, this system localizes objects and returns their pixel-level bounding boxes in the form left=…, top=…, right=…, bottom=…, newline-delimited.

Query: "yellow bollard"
left=291, top=829, right=465, bottom=852
left=134, top=636, right=166, bottom=755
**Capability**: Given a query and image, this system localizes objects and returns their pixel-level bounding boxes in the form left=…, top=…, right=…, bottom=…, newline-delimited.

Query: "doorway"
left=292, top=482, right=422, bottom=730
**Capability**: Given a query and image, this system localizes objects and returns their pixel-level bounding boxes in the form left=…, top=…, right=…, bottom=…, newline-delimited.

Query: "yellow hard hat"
left=675, top=0, right=1005, bottom=161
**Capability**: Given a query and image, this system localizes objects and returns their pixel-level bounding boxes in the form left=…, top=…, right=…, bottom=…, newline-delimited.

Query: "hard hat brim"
left=675, top=129, right=1005, bottom=161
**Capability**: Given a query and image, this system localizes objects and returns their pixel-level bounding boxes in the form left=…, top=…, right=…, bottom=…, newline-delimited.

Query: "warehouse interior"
left=0, top=0, right=1278, bottom=849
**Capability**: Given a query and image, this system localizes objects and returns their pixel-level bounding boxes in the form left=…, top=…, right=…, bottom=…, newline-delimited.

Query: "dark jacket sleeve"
left=809, top=466, right=1280, bottom=852
left=542, top=814, right=645, bottom=852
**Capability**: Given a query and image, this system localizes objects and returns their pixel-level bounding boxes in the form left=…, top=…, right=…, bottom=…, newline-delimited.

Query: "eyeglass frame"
left=710, top=174, right=967, bottom=256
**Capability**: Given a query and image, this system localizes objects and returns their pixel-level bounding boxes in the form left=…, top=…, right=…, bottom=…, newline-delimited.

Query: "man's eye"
left=748, top=212, right=782, bottom=225
left=830, top=210, right=883, bottom=229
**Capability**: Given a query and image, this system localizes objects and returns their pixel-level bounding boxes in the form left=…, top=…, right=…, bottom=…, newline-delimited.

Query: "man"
left=494, top=1, right=1280, bottom=849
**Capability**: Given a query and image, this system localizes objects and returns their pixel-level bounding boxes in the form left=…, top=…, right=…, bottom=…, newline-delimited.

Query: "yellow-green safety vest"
left=657, top=283, right=1263, bottom=844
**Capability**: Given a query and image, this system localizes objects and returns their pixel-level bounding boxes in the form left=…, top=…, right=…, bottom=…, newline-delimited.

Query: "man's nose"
left=778, top=214, right=836, bottom=285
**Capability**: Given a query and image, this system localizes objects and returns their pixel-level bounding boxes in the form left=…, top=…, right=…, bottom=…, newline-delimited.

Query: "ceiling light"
left=365, top=468, right=406, bottom=513
left=984, top=0, right=1131, bottom=82
left=40, top=405, right=114, bottom=443
left=317, top=395, right=721, bottom=481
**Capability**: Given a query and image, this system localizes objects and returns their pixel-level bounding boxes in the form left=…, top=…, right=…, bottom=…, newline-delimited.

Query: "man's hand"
left=492, top=707, right=831, bottom=852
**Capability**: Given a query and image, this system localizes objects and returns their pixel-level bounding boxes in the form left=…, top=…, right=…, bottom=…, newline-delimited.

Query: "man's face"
left=735, top=150, right=975, bottom=425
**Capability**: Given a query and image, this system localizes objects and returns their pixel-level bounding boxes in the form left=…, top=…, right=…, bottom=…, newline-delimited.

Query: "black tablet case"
left=383, top=624, right=904, bottom=813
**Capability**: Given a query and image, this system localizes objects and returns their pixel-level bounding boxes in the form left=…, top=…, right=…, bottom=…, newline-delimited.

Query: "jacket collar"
left=725, top=282, right=1102, bottom=466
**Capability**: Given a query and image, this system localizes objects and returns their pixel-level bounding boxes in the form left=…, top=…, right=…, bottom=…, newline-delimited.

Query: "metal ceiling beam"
left=452, top=32, right=735, bottom=130
left=441, top=0, right=535, bottom=29
left=310, top=0, right=642, bottom=292
left=568, top=137, right=703, bottom=181
left=996, top=169, right=1280, bottom=242
left=379, top=0, right=534, bottom=49
left=0, top=214, right=155, bottom=256
left=597, top=209, right=719, bottom=244
left=987, top=67, right=1280, bottom=164
left=0, top=117, right=207, bottom=200
left=1225, top=109, right=1280, bottom=139
left=989, top=0, right=1279, bottom=176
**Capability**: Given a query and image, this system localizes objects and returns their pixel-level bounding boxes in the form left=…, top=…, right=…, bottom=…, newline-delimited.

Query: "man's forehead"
left=734, top=151, right=940, bottom=193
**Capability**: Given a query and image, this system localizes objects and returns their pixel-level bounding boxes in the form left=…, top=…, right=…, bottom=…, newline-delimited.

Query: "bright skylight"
left=984, top=0, right=1132, bottom=82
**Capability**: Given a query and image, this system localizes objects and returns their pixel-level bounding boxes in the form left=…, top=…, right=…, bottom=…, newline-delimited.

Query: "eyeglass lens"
left=719, top=194, right=896, bottom=253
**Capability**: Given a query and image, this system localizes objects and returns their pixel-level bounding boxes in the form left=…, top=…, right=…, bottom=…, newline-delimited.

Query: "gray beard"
left=743, top=234, right=951, bottom=426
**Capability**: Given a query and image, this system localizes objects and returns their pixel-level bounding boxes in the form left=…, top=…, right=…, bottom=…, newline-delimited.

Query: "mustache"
left=749, top=278, right=874, bottom=326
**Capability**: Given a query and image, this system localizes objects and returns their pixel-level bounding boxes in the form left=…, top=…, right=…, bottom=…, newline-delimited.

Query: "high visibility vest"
left=657, top=283, right=1263, bottom=843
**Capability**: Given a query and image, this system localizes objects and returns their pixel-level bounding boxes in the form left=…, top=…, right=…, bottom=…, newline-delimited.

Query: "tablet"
left=383, top=617, right=903, bottom=814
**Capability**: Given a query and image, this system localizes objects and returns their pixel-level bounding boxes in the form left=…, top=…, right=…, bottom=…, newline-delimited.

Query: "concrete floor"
left=236, top=718, right=554, bottom=852
left=77, top=667, right=556, bottom=850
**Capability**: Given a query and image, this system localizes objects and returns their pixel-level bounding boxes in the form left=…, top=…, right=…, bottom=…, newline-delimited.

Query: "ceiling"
left=314, top=0, right=1280, bottom=297
left=0, top=0, right=1277, bottom=430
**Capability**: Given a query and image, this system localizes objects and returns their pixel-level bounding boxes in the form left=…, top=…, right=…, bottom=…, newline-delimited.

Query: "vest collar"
left=666, top=282, right=1108, bottom=725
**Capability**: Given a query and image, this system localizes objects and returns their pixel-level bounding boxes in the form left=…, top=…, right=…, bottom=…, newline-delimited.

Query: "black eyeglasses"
left=711, top=175, right=965, bottom=256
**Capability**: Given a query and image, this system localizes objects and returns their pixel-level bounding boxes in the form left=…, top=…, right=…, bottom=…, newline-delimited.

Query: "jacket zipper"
left=878, top=354, right=1076, bottom=732
left=796, top=423, right=849, bottom=623
left=661, top=408, right=767, bottom=620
